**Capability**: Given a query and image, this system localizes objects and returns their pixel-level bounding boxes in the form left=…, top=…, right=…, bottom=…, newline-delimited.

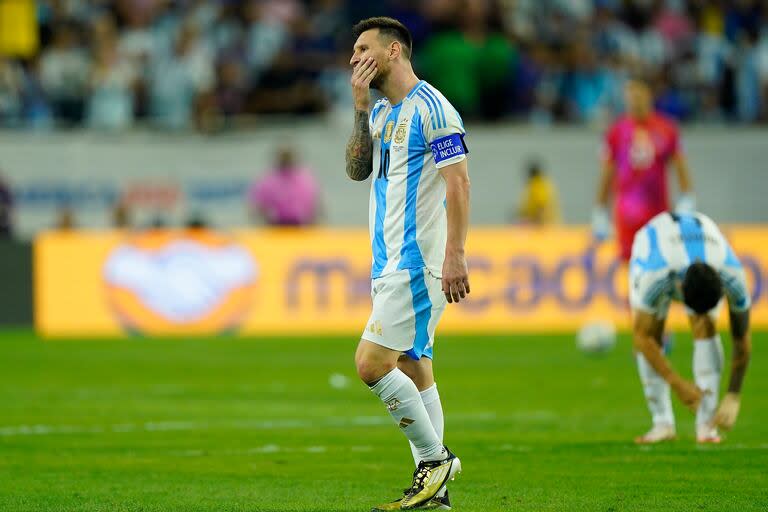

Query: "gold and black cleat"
left=426, top=490, right=451, bottom=510
left=400, top=447, right=461, bottom=510
left=370, top=497, right=405, bottom=511
left=371, top=490, right=451, bottom=512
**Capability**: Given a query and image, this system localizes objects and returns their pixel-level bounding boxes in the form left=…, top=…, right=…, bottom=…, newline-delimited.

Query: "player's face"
left=625, top=81, right=652, bottom=118
left=350, top=29, right=391, bottom=90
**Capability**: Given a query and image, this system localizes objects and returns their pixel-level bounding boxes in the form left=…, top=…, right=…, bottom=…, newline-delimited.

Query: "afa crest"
left=383, top=121, right=394, bottom=143
left=394, top=124, right=407, bottom=144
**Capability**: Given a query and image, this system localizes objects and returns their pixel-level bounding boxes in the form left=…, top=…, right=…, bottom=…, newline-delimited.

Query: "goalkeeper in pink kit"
left=593, top=78, right=695, bottom=261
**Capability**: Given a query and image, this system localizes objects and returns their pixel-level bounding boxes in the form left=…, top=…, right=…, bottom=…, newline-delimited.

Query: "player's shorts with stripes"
left=362, top=267, right=447, bottom=360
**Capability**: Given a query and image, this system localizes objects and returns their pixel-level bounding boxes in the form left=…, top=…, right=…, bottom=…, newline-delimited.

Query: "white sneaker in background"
left=635, top=423, right=677, bottom=444
left=696, top=425, right=722, bottom=444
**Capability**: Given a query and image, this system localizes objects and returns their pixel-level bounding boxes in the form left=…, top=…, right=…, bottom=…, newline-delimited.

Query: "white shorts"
left=362, top=267, right=447, bottom=360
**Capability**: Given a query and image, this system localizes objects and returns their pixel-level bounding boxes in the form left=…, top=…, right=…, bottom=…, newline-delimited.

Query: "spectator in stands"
left=654, top=64, right=691, bottom=120
left=191, top=56, right=247, bottom=134
left=760, top=26, right=768, bottom=121
left=515, top=160, right=560, bottom=226
left=317, top=48, right=354, bottom=117
left=247, top=16, right=328, bottom=115
left=734, top=27, right=763, bottom=122
left=248, top=146, right=321, bottom=226
left=39, top=23, right=90, bottom=126
left=244, top=0, right=289, bottom=82
left=0, top=58, right=24, bottom=127
left=420, top=0, right=515, bottom=119
left=560, top=41, right=614, bottom=122
left=149, top=23, right=213, bottom=129
left=116, top=0, right=159, bottom=66
left=21, top=56, right=54, bottom=129
left=0, top=172, right=14, bottom=238
left=5, top=0, right=767, bottom=127
left=86, top=37, right=136, bottom=130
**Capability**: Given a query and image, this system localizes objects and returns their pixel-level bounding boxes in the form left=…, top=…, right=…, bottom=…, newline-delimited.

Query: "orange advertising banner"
left=35, top=227, right=768, bottom=337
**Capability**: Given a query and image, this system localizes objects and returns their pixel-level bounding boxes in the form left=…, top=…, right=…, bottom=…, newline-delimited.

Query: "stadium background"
left=1, top=1, right=768, bottom=511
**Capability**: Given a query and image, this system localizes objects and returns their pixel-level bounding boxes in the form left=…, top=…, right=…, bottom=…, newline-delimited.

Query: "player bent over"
left=345, top=17, right=471, bottom=511
left=629, top=211, right=752, bottom=444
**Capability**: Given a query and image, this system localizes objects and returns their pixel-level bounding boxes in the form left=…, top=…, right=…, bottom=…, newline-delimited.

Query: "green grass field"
left=1, top=330, right=767, bottom=512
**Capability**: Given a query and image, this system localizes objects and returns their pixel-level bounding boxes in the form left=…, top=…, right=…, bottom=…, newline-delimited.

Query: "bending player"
left=345, top=17, right=470, bottom=511
left=629, top=211, right=752, bottom=444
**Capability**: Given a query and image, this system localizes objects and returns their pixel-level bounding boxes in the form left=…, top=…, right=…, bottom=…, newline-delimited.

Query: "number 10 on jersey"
left=378, top=149, right=390, bottom=180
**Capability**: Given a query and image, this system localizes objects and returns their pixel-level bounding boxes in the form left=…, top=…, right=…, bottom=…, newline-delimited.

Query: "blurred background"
left=1, top=6, right=768, bottom=509
left=1, top=0, right=768, bottom=130
left=0, top=0, right=766, bottom=333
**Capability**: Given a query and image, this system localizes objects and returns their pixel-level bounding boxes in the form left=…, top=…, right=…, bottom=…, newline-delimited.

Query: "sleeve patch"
left=430, top=134, right=467, bottom=165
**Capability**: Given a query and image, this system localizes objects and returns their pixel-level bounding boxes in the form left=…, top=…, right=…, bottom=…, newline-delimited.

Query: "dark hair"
left=527, top=160, right=542, bottom=179
left=352, top=17, right=412, bottom=59
left=682, top=262, right=724, bottom=314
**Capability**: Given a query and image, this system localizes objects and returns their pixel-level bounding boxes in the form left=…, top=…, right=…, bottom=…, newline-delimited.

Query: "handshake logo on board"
left=103, top=232, right=257, bottom=335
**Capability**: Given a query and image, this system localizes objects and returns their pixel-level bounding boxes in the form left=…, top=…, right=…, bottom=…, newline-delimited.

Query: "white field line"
left=0, top=411, right=512, bottom=438
left=172, top=444, right=343, bottom=457
left=171, top=444, right=376, bottom=457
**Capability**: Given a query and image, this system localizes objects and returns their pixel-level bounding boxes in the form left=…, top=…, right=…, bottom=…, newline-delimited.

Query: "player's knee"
left=397, top=358, right=417, bottom=380
left=355, top=354, right=394, bottom=385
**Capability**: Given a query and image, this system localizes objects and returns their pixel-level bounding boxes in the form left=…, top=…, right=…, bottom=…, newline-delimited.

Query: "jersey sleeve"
left=630, top=268, right=675, bottom=314
left=719, top=242, right=752, bottom=312
left=420, top=90, right=468, bottom=169
left=369, top=99, right=387, bottom=131
left=629, top=225, right=674, bottom=314
left=699, top=213, right=752, bottom=312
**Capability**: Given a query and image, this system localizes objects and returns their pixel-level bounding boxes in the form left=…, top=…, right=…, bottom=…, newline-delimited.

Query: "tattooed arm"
left=345, top=110, right=373, bottom=181
left=345, top=56, right=377, bottom=181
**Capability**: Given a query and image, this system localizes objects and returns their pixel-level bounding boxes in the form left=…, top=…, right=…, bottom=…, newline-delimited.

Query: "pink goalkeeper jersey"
left=603, top=113, right=682, bottom=229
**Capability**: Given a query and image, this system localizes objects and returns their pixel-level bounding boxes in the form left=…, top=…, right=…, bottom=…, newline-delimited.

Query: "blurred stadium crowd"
left=0, top=0, right=767, bottom=131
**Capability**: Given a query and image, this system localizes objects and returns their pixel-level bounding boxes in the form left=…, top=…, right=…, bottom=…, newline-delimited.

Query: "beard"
left=370, top=67, right=388, bottom=90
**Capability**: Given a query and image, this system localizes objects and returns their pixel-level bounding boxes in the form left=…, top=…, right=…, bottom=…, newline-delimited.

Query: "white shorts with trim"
left=362, top=267, right=447, bottom=360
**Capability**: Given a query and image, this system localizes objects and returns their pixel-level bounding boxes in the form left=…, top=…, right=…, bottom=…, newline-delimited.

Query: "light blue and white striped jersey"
left=629, top=211, right=751, bottom=313
left=368, top=80, right=467, bottom=279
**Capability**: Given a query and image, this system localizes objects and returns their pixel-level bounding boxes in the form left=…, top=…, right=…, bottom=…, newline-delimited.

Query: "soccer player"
left=345, top=17, right=470, bottom=511
left=629, top=211, right=752, bottom=444
left=593, top=78, right=695, bottom=263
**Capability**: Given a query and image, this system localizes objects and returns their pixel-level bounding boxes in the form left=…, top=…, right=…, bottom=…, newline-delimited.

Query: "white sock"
left=636, top=353, right=675, bottom=427
left=693, top=335, right=724, bottom=429
left=370, top=369, right=444, bottom=462
left=409, top=384, right=444, bottom=466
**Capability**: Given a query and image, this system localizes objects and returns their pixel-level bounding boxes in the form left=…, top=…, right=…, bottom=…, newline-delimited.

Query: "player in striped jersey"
left=345, top=17, right=470, bottom=511
left=629, top=212, right=752, bottom=444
